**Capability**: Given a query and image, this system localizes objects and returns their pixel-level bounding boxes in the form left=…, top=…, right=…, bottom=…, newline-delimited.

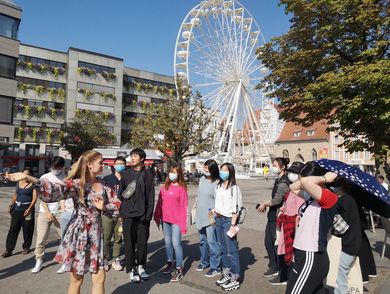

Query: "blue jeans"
left=60, top=210, right=73, bottom=238
left=198, top=225, right=220, bottom=271
left=163, top=222, right=183, bottom=268
left=335, top=251, right=356, bottom=294
left=215, top=216, right=241, bottom=280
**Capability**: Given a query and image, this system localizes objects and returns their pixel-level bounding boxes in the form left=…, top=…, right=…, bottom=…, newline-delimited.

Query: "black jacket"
left=118, top=168, right=155, bottom=221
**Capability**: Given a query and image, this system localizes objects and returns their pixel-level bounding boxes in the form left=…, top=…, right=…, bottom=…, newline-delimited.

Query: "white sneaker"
left=129, top=269, right=141, bottom=283
left=112, top=258, right=123, bottom=271
left=138, top=265, right=149, bottom=280
left=31, top=259, right=43, bottom=273
left=57, top=264, right=67, bottom=274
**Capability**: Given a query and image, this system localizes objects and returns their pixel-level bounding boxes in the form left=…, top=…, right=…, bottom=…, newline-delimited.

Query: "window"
left=17, top=77, right=66, bottom=89
left=307, top=130, right=315, bottom=136
left=282, top=149, right=289, bottom=159
left=19, top=55, right=66, bottom=69
left=151, top=98, right=165, bottom=104
left=45, top=145, right=60, bottom=157
left=4, top=144, right=19, bottom=156
left=365, top=151, right=371, bottom=160
left=293, top=132, right=300, bottom=137
left=76, top=102, right=114, bottom=113
left=28, top=100, right=43, bottom=107
left=78, top=61, right=115, bottom=74
left=77, top=82, right=115, bottom=94
left=344, top=151, right=349, bottom=160
left=123, top=75, right=175, bottom=89
left=0, top=13, right=20, bottom=39
left=334, top=150, right=340, bottom=160
left=312, top=149, right=317, bottom=160
left=26, top=144, right=40, bottom=157
left=334, top=135, right=339, bottom=144
left=0, top=54, right=16, bottom=79
left=354, top=152, right=359, bottom=159
left=24, top=159, right=39, bottom=174
left=0, top=96, right=13, bottom=123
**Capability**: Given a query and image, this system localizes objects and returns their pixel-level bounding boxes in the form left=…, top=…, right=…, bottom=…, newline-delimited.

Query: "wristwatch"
left=231, top=224, right=236, bottom=227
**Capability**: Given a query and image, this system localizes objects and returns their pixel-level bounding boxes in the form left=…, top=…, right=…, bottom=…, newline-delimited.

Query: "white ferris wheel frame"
left=174, top=0, right=272, bottom=167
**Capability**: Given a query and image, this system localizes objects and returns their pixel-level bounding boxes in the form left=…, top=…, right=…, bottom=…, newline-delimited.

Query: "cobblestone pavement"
left=0, top=178, right=389, bottom=293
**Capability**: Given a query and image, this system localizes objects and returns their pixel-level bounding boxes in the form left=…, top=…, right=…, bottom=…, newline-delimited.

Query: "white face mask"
left=288, top=173, right=299, bottom=182
left=51, top=169, right=63, bottom=176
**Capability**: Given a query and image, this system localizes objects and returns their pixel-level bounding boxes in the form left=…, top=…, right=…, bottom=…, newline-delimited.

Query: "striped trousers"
left=286, top=249, right=329, bottom=294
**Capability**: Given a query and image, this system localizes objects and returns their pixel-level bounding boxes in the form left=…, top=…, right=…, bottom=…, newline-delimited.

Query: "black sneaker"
left=170, top=268, right=183, bottom=283
left=268, top=277, right=287, bottom=285
left=163, top=261, right=176, bottom=275
left=263, top=268, right=278, bottom=278
left=216, top=274, right=231, bottom=286
left=221, top=279, right=240, bottom=291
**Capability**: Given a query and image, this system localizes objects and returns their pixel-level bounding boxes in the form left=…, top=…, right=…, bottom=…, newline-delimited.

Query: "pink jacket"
left=154, top=184, right=188, bottom=234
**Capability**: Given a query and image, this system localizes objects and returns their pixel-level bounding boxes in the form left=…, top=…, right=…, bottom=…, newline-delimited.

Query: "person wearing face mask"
left=257, top=157, right=291, bottom=279
left=269, top=162, right=306, bottom=286
left=213, top=163, right=242, bottom=291
left=154, top=164, right=188, bottom=283
left=102, top=156, right=126, bottom=271
left=31, top=156, right=65, bottom=274
left=194, top=159, right=221, bottom=277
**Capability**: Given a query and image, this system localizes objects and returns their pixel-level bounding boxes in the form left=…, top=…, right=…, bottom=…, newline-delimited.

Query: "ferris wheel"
left=174, top=0, right=272, bottom=168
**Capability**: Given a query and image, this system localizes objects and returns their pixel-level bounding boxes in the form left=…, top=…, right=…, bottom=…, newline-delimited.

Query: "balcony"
left=14, top=126, right=63, bottom=144
left=13, top=104, right=65, bottom=124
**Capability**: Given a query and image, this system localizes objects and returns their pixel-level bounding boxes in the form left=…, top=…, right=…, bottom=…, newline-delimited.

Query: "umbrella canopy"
left=316, top=159, right=390, bottom=217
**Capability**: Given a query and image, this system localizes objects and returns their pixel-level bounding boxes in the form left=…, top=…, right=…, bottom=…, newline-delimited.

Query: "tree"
left=60, top=110, right=116, bottom=161
left=257, top=0, right=390, bottom=178
left=130, top=82, right=215, bottom=163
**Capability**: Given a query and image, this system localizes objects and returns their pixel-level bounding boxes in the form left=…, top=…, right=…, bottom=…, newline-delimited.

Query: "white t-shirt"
left=215, top=184, right=242, bottom=217
left=38, top=170, right=65, bottom=213
left=62, top=198, right=74, bottom=212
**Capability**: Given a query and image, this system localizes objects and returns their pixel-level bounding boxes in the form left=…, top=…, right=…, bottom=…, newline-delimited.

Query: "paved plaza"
left=0, top=178, right=389, bottom=293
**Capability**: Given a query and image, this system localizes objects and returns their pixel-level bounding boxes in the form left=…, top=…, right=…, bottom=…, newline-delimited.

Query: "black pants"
left=278, top=254, right=290, bottom=282
left=286, top=249, right=329, bottom=294
left=123, top=217, right=150, bottom=272
left=6, top=209, right=35, bottom=252
left=264, top=221, right=278, bottom=271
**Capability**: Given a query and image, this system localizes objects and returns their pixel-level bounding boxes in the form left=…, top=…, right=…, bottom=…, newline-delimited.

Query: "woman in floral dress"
left=4, top=150, right=120, bottom=294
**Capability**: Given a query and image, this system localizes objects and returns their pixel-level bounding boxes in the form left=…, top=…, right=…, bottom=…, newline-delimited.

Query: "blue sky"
left=15, top=0, right=290, bottom=76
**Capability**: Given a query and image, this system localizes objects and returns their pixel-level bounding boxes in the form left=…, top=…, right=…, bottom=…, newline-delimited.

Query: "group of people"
left=0, top=149, right=383, bottom=293
left=257, top=158, right=379, bottom=293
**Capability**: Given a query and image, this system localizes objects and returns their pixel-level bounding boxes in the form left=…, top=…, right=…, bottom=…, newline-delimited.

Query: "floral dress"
left=37, top=178, right=120, bottom=275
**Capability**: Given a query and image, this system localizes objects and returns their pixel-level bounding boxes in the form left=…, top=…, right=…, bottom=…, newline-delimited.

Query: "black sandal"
left=1, top=251, right=12, bottom=258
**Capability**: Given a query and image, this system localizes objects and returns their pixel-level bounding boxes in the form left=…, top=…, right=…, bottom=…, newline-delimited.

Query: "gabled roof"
left=276, top=120, right=329, bottom=142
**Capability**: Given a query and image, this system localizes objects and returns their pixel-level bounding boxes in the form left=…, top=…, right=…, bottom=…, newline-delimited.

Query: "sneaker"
left=263, top=268, right=278, bottom=278
left=56, top=264, right=67, bottom=274
left=31, top=259, right=43, bottom=273
left=163, top=261, right=176, bottom=275
left=129, top=269, right=141, bottom=283
left=22, top=248, right=31, bottom=255
left=1, top=251, right=12, bottom=258
left=205, top=269, right=221, bottom=278
left=369, top=274, right=378, bottom=278
left=112, top=259, right=123, bottom=271
left=221, top=279, right=240, bottom=291
left=216, top=274, right=231, bottom=286
left=195, top=264, right=209, bottom=272
left=268, top=277, right=287, bottom=286
left=138, top=265, right=149, bottom=280
left=170, top=268, right=183, bottom=283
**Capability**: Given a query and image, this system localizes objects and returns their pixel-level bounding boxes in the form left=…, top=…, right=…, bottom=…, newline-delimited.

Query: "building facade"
left=0, top=0, right=21, bottom=144
left=0, top=43, right=175, bottom=175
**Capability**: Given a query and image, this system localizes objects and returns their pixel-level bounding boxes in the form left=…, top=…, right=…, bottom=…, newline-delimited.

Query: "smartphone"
left=226, top=226, right=239, bottom=238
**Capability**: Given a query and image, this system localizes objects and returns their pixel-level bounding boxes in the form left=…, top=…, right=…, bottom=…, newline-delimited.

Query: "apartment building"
left=0, top=43, right=175, bottom=175
left=0, top=0, right=21, bottom=144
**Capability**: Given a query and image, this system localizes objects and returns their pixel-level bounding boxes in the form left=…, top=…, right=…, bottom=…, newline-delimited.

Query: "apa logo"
left=347, top=287, right=361, bottom=293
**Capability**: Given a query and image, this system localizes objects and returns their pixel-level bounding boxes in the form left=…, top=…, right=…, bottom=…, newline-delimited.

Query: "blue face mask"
left=114, top=164, right=125, bottom=173
left=169, top=173, right=178, bottom=182
left=219, top=171, right=230, bottom=181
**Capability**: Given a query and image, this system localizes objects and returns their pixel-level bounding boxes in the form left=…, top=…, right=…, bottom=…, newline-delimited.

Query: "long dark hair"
left=218, top=162, right=236, bottom=187
left=204, top=159, right=220, bottom=182
left=164, top=164, right=187, bottom=191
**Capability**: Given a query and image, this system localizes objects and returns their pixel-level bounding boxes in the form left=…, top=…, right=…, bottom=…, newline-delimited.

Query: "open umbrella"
left=316, top=158, right=390, bottom=217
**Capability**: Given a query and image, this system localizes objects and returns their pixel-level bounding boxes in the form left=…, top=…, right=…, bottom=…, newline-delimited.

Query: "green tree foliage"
left=60, top=111, right=116, bottom=161
left=130, top=82, right=215, bottom=163
left=257, top=0, right=390, bottom=175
